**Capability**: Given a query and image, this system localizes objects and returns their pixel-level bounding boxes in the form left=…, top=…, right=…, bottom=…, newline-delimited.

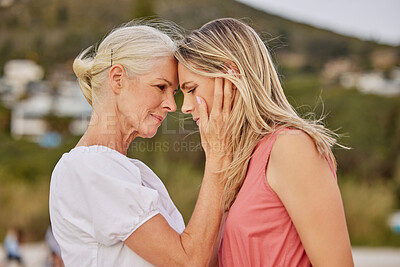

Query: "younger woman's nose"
left=181, top=95, right=194, bottom=114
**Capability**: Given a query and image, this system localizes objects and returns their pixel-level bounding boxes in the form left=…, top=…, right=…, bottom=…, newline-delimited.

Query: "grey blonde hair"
left=175, top=18, right=339, bottom=211
left=73, top=20, right=180, bottom=106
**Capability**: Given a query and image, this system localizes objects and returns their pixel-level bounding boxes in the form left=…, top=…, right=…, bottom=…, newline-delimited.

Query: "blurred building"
left=54, top=81, right=92, bottom=135
left=1, top=59, right=44, bottom=106
left=322, top=58, right=355, bottom=82
left=11, top=93, right=52, bottom=141
left=0, top=59, right=91, bottom=144
left=0, top=0, right=15, bottom=8
left=340, top=68, right=400, bottom=97
left=11, top=80, right=91, bottom=143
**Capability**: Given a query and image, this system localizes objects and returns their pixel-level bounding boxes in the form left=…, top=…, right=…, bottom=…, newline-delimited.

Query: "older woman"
left=175, top=18, right=354, bottom=266
left=49, top=22, right=233, bottom=266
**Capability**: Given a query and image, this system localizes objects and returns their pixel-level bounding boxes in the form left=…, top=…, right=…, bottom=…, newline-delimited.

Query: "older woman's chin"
left=138, top=127, right=161, bottom=139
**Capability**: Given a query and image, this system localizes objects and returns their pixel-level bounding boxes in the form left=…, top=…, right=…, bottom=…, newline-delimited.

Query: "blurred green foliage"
left=0, top=0, right=394, bottom=74
left=340, top=176, right=400, bottom=246
left=0, top=131, right=81, bottom=240
left=0, top=0, right=399, bottom=247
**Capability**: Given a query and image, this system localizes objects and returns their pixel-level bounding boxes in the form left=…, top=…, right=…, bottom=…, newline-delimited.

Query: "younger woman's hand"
left=197, top=77, right=233, bottom=160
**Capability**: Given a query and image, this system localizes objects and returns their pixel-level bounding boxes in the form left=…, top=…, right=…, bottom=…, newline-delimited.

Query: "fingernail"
left=196, top=96, right=202, bottom=104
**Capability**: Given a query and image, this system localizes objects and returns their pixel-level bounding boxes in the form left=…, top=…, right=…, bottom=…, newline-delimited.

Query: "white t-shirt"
left=49, top=145, right=185, bottom=267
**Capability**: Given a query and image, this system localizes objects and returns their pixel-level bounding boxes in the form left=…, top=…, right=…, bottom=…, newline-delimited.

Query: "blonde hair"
left=73, top=20, right=180, bottom=106
left=175, top=18, right=339, bottom=211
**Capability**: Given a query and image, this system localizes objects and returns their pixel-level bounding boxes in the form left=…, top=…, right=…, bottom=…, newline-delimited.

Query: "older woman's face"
left=117, top=57, right=178, bottom=138
left=178, top=63, right=215, bottom=125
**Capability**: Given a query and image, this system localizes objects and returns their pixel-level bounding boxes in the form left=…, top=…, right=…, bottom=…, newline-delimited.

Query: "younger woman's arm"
left=267, top=130, right=354, bottom=267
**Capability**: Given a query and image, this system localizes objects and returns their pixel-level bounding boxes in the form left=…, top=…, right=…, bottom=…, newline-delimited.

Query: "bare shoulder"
left=267, top=129, right=333, bottom=192
left=272, top=129, right=321, bottom=161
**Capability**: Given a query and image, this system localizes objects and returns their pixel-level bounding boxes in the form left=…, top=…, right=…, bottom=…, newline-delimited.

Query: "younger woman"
left=176, top=18, right=354, bottom=266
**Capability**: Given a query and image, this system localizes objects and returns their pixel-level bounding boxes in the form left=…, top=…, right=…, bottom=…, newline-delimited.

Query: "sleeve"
left=73, top=153, right=160, bottom=246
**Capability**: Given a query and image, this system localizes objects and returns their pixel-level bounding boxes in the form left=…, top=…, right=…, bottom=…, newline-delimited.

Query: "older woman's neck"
left=76, top=106, right=138, bottom=155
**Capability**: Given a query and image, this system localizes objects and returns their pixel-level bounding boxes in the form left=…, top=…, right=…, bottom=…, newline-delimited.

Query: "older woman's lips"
left=194, top=118, right=200, bottom=126
left=151, top=114, right=163, bottom=123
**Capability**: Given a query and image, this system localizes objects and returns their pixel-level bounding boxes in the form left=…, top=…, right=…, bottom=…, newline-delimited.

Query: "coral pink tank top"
left=219, top=128, right=337, bottom=267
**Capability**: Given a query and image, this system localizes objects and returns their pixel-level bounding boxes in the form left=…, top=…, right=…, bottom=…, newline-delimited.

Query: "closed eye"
left=187, top=87, right=197, bottom=94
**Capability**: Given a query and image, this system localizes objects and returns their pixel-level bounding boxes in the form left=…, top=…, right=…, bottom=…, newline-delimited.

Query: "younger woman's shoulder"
left=267, top=128, right=334, bottom=192
left=273, top=129, right=318, bottom=156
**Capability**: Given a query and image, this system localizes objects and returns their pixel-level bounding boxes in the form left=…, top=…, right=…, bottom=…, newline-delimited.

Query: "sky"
left=236, top=0, right=400, bottom=46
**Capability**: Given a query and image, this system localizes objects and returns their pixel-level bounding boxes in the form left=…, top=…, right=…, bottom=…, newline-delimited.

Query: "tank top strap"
left=326, top=156, right=338, bottom=180
left=254, top=127, right=337, bottom=180
left=253, top=128, right=293, bottom=169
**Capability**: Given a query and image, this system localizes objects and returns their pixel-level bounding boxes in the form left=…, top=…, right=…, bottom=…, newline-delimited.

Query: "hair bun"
left=73, top=46, right=95, bottom=106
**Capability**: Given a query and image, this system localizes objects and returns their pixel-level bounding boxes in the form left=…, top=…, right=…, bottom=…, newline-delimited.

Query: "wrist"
left=205, top=153, right=228, bottom=164
left=205, top=155, right=230, bottom=175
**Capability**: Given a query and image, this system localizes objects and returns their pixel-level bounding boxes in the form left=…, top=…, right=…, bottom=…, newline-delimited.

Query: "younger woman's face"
left=178, top=63, right=215, bottom=125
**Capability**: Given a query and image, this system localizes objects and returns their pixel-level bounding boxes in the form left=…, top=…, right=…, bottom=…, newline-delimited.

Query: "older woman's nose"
left=163, top=92, right=177, bottom=112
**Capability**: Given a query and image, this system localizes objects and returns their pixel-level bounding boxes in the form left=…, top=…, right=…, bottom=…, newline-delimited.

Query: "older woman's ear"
left=109, top=64, right=126, bottom=95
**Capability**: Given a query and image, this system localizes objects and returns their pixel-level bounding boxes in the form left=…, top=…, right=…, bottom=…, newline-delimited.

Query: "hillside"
left=0, top=0, right=398, bottom=74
